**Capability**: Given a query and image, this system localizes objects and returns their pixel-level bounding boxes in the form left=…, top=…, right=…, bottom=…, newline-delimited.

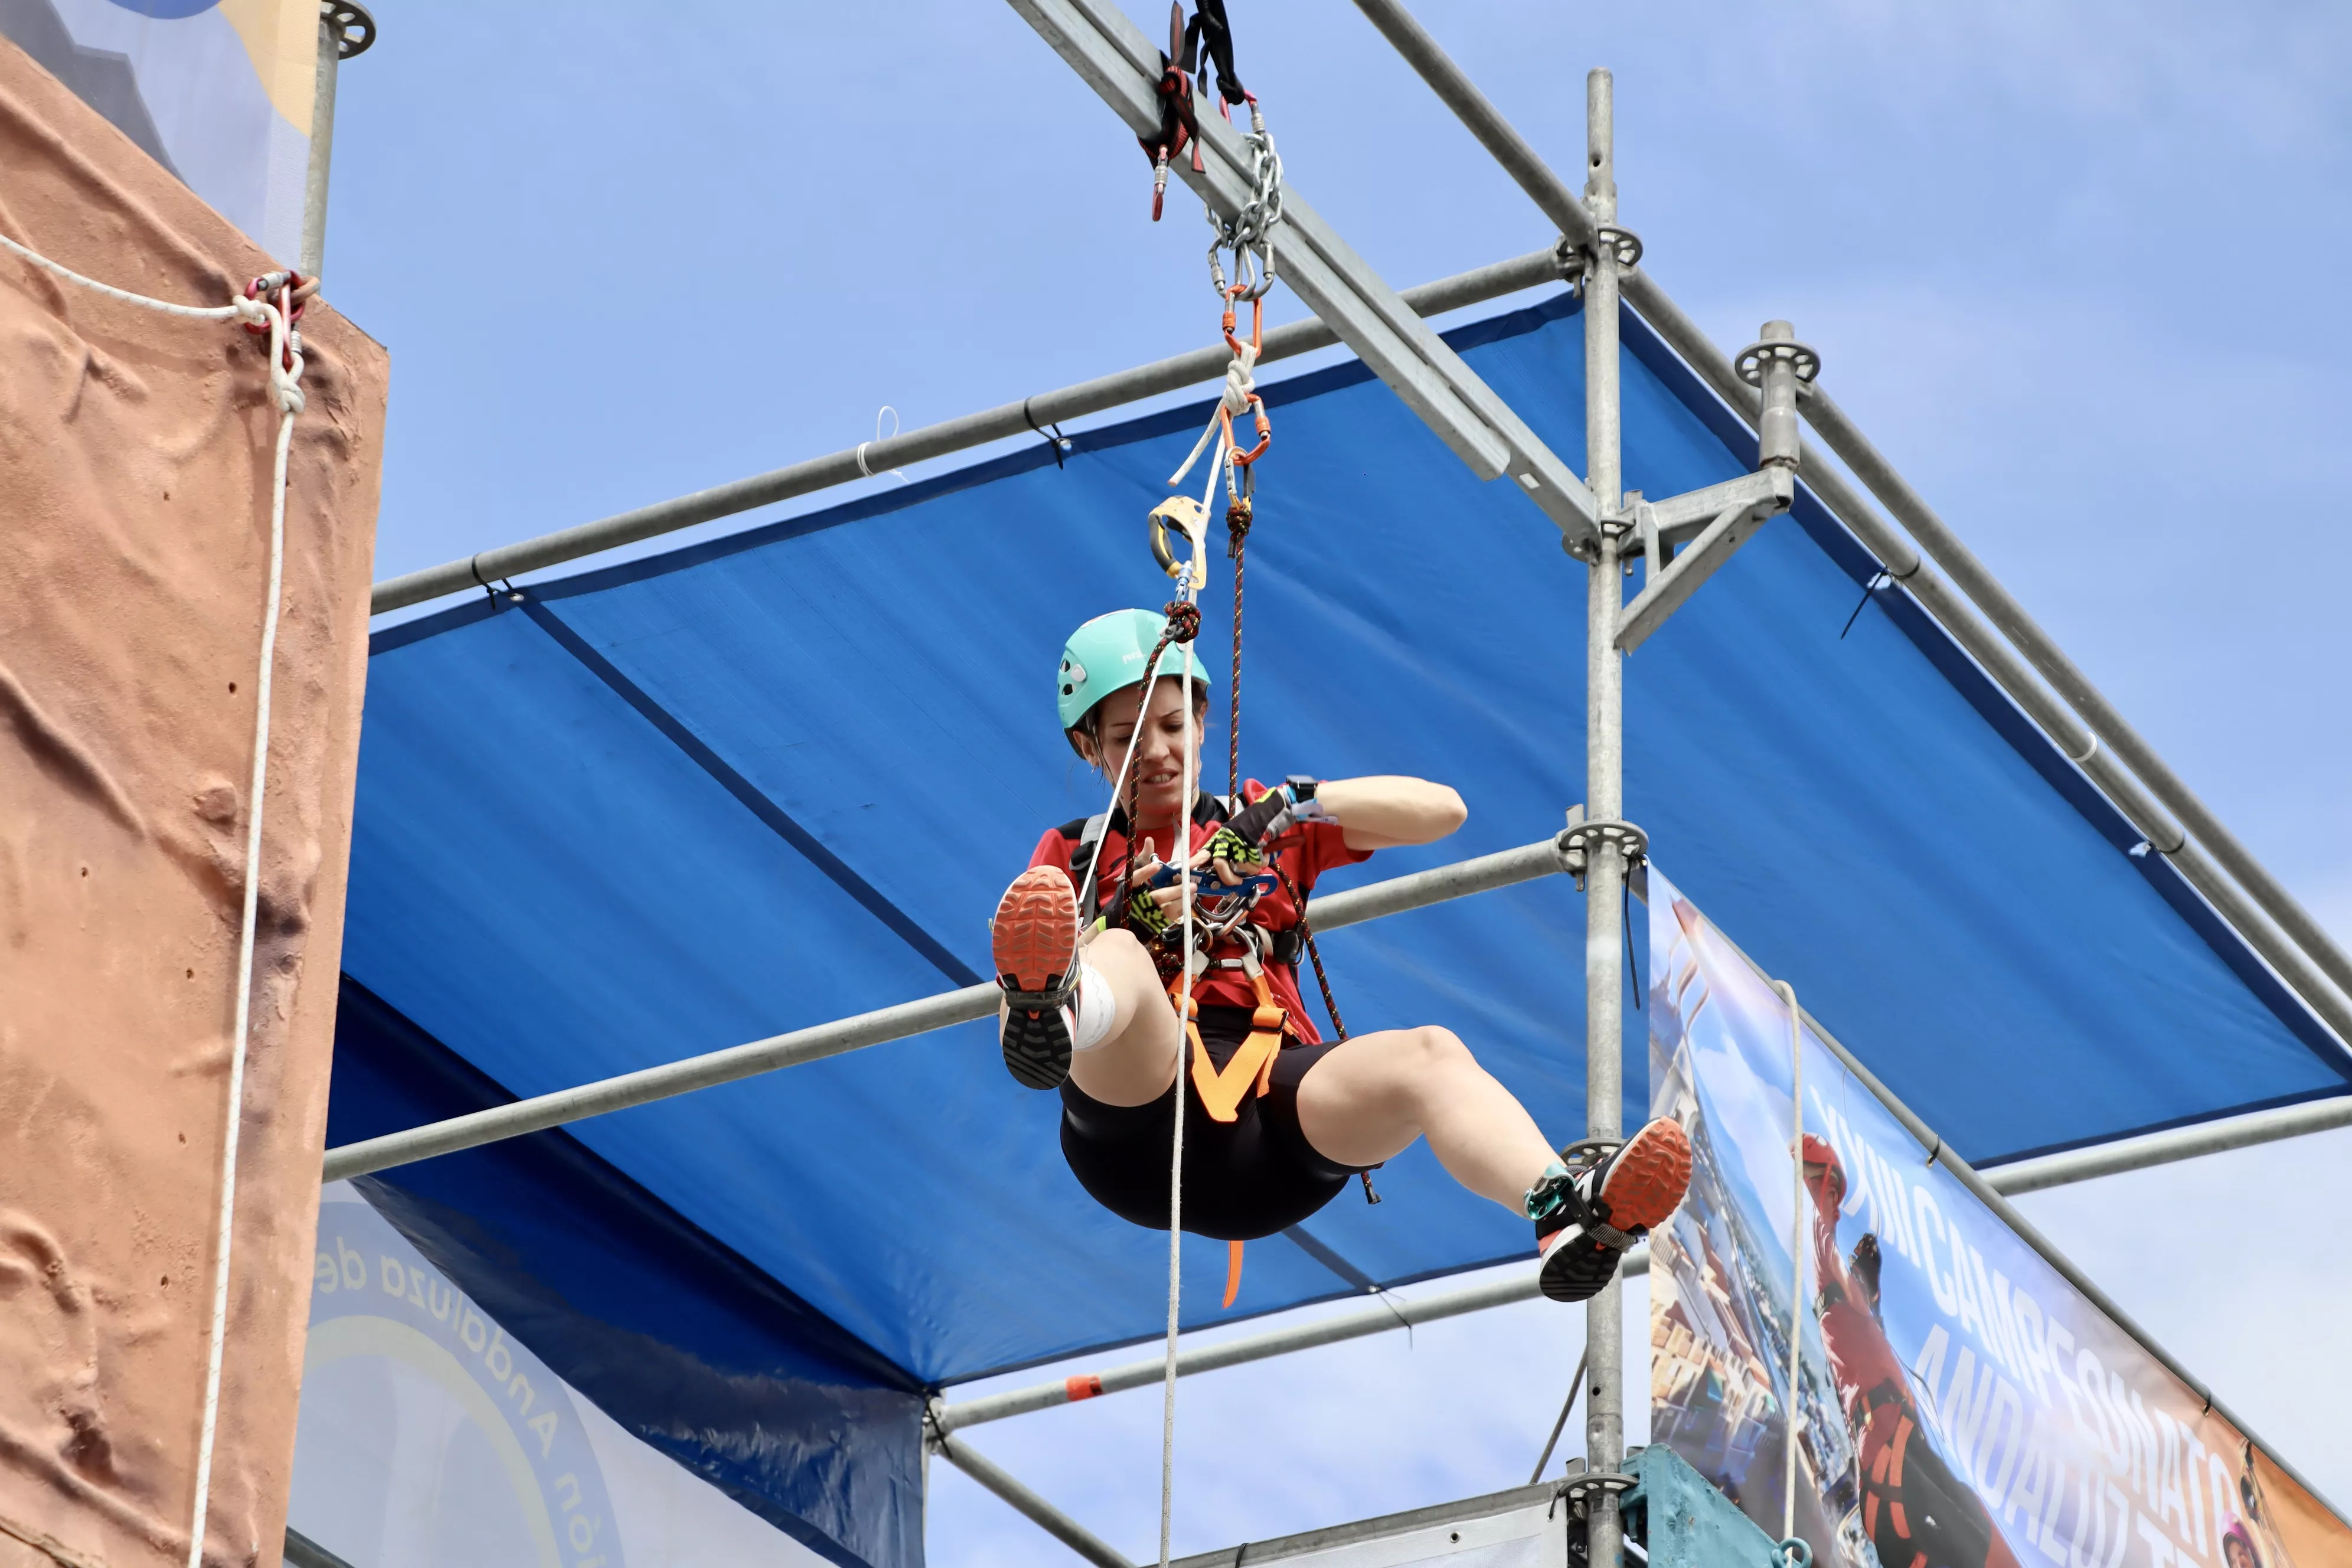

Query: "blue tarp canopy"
left=336, top=290, right=2349, bottom=1566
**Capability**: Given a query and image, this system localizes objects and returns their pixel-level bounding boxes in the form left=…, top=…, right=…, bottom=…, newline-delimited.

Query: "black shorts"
left=1060, top=1005, right=1368, bottom=1242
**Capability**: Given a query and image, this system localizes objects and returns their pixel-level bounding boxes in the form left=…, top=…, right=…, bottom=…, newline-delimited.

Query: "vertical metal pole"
left=1580, top=66, right=1627, bottom=1568
left=299, top=6, right=339, bottom=277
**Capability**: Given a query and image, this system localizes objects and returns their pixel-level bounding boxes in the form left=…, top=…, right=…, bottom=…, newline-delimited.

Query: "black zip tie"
left=1622, top=877, right=1641, bottom=1011
left=1022, top=397, right=1071, bottom=469
left=1840, top=570, right=1894, bottom=639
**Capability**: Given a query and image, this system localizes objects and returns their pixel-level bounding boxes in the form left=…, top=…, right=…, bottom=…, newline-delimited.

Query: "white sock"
left=1066, top=961, right=1118, bottom=1052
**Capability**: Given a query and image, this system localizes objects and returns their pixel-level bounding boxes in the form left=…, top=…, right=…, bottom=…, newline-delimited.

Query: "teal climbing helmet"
left=1056, top=609, right=1212, bottom=730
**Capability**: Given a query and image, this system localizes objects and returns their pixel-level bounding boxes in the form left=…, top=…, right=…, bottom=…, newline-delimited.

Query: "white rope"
left=0, top=230, right=262, bottom=324
left=1165, top=340, right=1257, bottom=492
left=2, top=228, right=305, bottom=1568
left=1159, top=556, right=1201, bottom=1568
left=1773, top=979, right=1805, bottom=1543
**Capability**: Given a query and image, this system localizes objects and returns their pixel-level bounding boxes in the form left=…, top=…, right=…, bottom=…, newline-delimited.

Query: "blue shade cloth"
left=345, top=289, right=2348, bottom=1410
left=328, top=979, right=924, bottom=1568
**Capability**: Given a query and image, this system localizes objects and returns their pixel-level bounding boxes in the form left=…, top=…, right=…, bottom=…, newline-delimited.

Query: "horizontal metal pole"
left=321, top=834, right=1574, bottom=1181
left=936, top=1246, right=1651, bottom=1432
left=322, top=984, right=997, bottom=1182
left=368, top=250, right=1566, bottom=615
left=1345, top=0, right=2352, bottom=1053
left=1796, top=378, right=2352, bottom=1017
left=931, top=1429, right=1136, bottom=1567
left=1984, top=1093, right=2352, bottom=1197
left=936, top=1081, right=2352, bottom=1435
left=1306, top=834, right=1569, bottom=933
left=937, top=1083, right=2352, bottom=1433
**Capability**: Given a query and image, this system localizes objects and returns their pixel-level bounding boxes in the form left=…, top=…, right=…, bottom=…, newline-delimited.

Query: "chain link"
left=1206, top=100, right=1282, bottom=303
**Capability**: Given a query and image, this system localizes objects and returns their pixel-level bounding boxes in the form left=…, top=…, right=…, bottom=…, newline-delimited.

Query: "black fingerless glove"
left=1221, top=776, right=1330, bottom=850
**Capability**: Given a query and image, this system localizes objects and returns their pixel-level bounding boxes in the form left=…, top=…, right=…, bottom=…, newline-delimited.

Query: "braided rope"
left=1226, top=499, right=1249, bottom=798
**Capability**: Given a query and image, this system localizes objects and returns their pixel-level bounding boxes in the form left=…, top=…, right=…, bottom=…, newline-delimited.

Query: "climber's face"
left=1074, top=677, right=1208, bottom=830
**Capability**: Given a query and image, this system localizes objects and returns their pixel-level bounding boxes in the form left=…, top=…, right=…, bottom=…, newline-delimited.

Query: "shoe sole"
left=1596, top=1117, right=1693, bottom=1233
left=994, top=867, right=1080, bottom=1091
left=1538, top=1118, right=1693, bottom=1304
left=1538, top=1233, right=1621, bottom=1304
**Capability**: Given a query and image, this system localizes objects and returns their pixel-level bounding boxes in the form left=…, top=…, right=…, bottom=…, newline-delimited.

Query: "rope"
left=1226, top=499, right=1249, bottom=798
left=1158, top=527, right=1208, bottom=1568
left=1773, top=979, right=1805, bottom=1544
left=0, top=230, right=309, bottom=1568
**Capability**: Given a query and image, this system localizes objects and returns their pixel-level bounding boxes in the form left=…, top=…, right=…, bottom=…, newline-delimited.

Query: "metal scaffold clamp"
left=1557, top=818, right=1648, bottom=893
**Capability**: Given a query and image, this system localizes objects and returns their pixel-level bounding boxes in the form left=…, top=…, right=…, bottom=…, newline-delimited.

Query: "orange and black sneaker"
left=991, top=866, right=1083, bottom=1090
left=1530, top=1116, right=1693, bottom=1304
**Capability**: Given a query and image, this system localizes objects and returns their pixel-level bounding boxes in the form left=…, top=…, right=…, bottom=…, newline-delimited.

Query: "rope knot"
left=1162, top=600, right=1202, bottom=643
left=1219, top=342, right=1258, bottom=416
left=1224, top=497, right=1252, bottom=552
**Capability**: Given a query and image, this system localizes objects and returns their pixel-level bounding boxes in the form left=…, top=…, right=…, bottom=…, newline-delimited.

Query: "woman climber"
left=986, top=607, right=1691, bottom=1303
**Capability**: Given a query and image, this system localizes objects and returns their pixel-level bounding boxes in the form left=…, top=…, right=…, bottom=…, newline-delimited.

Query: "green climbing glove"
left=1125, top=883, right=1175, bottom=939
left=1202, top=825, right=1266, bottom=870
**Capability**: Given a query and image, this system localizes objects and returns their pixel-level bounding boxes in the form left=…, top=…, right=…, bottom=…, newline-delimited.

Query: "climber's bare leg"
left=1292, top=1027, right=1558, bottom=1210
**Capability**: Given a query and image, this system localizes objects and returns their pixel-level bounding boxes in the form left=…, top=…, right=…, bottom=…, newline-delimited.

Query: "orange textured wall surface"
left=0, top=36, right=387, bottom=1568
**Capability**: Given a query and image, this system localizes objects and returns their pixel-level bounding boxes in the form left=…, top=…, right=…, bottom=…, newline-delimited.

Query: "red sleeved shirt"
left=1026, top=782, right=1370, bottom=1043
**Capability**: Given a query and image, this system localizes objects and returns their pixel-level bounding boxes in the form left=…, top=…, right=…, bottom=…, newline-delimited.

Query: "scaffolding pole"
left=929, top=1428, right=1136, bottom=1568
left=1576, top=69, right=1631, bottom=1568
left=1345, top=0, right=2352, bottom=1051
left=367, top=250, right=1565, bottom=615
left=321, top=834, right=1576, bottom=1182
left=929, top=1087, right=2348, bottom=1430
left=936, top=1250, right=1651, bottom=1435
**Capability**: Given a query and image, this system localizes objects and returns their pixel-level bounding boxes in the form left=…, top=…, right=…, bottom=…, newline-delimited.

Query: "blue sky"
left=328, top=1, right=2352, bottom=1560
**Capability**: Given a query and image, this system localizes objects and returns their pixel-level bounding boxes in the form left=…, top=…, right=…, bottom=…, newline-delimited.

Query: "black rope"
left=1839, top=570, right=1894, bottom=639
left=1226, top=498, right=1250, bottom=798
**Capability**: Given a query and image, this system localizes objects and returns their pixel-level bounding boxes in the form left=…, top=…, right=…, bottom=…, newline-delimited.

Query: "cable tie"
left=1021, top=397, right=1072, bottom=468
left=855, top=406, right=909, bottom=485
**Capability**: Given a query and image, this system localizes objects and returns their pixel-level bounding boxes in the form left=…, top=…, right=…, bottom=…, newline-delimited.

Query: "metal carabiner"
left=1148, top=494, right=1210, bottom=583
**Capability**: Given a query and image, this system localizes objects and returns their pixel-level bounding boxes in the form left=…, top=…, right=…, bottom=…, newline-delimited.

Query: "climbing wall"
left=0, top=34, right=386, bottom=1568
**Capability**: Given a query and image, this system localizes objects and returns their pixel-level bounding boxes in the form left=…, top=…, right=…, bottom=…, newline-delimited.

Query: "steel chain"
left=1206, top=100, right=1282, bottom=303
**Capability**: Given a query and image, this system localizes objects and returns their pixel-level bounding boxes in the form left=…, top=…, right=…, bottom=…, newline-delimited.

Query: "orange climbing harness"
left=1167, top=963, right=1289, bottom=1308
left=1171, top=964, right=1288, bottom=1123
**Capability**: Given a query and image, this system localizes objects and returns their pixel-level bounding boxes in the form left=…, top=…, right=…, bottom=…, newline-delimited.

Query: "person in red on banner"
left=987, top=609, right=1694, bottom=1304
left=1801, top=1134, right=2022, bottom=1568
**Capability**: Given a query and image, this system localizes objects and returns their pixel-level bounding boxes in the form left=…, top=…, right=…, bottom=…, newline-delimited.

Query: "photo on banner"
left=1642, top=865, right=2346, bottom=1568
left=0, top=0, right=319, bottom=260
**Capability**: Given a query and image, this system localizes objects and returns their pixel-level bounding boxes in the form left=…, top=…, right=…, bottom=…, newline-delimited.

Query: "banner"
left=0, top=0, right=319, bottom=260
left=1644, top=868, right=2345, bottom=1568
left=293, top=1186, right=836, bottom=1567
